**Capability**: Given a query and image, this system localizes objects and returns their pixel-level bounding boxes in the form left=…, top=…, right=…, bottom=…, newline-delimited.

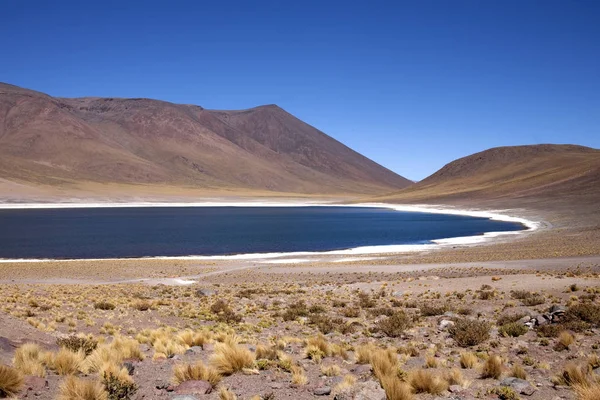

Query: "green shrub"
left=103, top=372, right=137, bottom=400
left=57, top=335, right=98, bottom=356
left=377, top=310, right=413, bottom=337
left=449, top=318, right=491, bottom=347
left=94, top=301, right=116, bottom=310
left=499, top=322, right=528, bottom=337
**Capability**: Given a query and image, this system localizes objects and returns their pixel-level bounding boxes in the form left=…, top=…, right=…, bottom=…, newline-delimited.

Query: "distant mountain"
left=370, top=144, right=600, bottom=207
left=0, top=83, right=411, bottom=199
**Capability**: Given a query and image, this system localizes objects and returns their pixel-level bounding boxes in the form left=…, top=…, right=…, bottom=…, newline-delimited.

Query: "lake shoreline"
left=0, top=201, right=537, bottom=262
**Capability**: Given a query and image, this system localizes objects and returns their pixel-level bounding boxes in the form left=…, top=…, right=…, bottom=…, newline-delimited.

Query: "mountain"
left=0, top=83, right=411, bottom=200
left=370, top=144, right=600, bottom=209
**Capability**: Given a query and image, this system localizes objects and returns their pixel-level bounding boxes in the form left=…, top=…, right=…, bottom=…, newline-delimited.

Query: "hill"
left=371, top=144, right=600, bottom=211
left=0, top=83, right=411, bottom=200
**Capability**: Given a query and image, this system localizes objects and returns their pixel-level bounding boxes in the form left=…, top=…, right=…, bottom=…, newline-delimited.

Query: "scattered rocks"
left=314, top=386, right=332, bottom=396
left=334, top=380, right=386, bottom=400
left=195, top=288, right=217, bottom=297
left=123, top=361, right=135, bottom=375
left=500, top=377, right=537, bottom=396
left=438, top=319, right=455, bottom=330
left=171, top=396, right=199, bottom=400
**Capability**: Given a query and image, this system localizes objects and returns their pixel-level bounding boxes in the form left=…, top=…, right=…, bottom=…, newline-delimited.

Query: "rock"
left=443, top=311, right=458, bottom=318
left=549, top=305, right=566, bottom=314
left=334, top=380, right=386, bottom=400
left=270, top=382, right=284, bottom=389
left=500, top=377, right=537, bottom=396
left=174, top=380, right=212, bottom=395
left=392, top=291, right=403, bottom=297
left=438, top=320, right=455, bottom=330
left=171, top=396, right=199, bottom=400
left=519, top=315, right=533, bottom=324
left=314, top=386, right=332, bottom=395
left=155, top=381, right=171, bottom=390
left=448, top=385, right=463, bottom=393
left=351, top=364, right=372, bottom=377
left=195, top=288, right=217, bottom=297
left=535, top=315, right=549, bottom=326
left=123, top=362, right=135, bottom=375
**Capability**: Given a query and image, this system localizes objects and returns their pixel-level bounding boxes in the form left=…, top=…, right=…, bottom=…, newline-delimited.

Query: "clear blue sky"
left=1, top=1, right=599, bottom=180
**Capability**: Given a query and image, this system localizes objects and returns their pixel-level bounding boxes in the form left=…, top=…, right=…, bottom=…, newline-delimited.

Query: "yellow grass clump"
left=57, top=375, right=108, bottom=400
left=481, top=355, right=503, bottom=379
left=50, top=348, right=86, bottom=375
left=291, top=365, right=308, bottom=385
left=13, top=343, right=46, bottom=377
left=210, top=342, right=255, bottom=375
left=0, top=365, right=24, bottom=397
left=355, top=343, right=377, bottom=364
left=334, top=374, right=357, bottom=393
left=380, top=374, right=414, bottom=400
left=574, top=382, right=600, bottom=400
left=408, top=369, right=449, bottom=394
left=460, top=352, right=478, bottom=369
left=173, top=361, right=222, bottom=386
left=219, top=386, right=238, bottom=400
left=321, top=364, right=341, bottom=376
left=511, top=364, right=527, bottom=380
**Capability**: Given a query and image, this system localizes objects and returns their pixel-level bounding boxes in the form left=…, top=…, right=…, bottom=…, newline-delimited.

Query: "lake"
left=0, top=206, right=525, bottom=259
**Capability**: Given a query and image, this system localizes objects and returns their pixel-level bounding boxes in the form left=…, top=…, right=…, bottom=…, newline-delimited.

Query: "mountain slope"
left=371, top=144, right=600, bottom=206
left=0, top=83, right=411, bottom=199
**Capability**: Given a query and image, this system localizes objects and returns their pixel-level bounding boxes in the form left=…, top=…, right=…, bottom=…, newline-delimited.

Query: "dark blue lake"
left=0, top=206, right=525, bottom=259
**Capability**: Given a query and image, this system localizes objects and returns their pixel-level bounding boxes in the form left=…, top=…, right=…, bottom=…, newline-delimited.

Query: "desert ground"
left=0, top=201, right=599, bottom=400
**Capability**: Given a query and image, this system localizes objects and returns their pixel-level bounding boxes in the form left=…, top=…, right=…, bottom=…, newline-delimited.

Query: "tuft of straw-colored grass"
left=408, top=369, right=449, bottom=394
left=13, top=343, right=46, bottom=377
left=380, top=374, right=414, bottom=400
left=355, top=343, right=377, bottom=364
left=574, top=382, right=600, bottom=400
left=173, top=361, right=221, bottom=386
left=291, top=365, right=308, bottom=385
left=334, top=374, right=357, bottom=393
left=57, top=375, right=108, bottom=400
left=0, top=364, right=24, bottom=397
left=210, top=342, right=255, bottom=375
left=481, top=355, right=503, bottom=379
left=321, top=364, right=341, bottom=377
left=511, top=364, right=527, bottom=380
left=460, top=352, right=478, bottom=369
left=219, top=386, right=237, bottom=400
left=50, top=348, right=85, bottom=375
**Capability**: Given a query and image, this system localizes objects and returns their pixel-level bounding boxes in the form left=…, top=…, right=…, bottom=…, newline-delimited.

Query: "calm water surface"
left=0, top=207, right=525, bottom=259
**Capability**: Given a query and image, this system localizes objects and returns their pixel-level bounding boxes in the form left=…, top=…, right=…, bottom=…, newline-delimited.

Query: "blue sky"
left=1, top=1, right=599, bottom=180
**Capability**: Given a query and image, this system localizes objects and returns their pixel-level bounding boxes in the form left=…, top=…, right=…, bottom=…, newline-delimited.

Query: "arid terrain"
left=1, top=85, right=600, bottom=400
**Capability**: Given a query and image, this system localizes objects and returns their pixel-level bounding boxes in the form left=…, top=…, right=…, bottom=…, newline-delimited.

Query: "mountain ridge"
left=0, top=82, right=411, bottom=199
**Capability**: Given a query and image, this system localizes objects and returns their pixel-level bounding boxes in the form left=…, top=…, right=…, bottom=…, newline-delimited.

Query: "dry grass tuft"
left=321, top=364, right=341, bottom=376
left=355, top=343, right=377, bottom=364
left=13, top=343, right=46, bottom=377
left=481, top=355, right=503, bottom=379
left=57, top=375, right=108, bottom=400
left=380, top=374, right=414, bottom=400
left=218, top=386, right=237, bottom=400
left=555, top=331, right=575, bottom=351
left=334, top=374, right=357, bottom=393
left=51, top=348, right=86, bottom=375
left=291, top=365, right=308, bottom=385
left=558, top=363, right=590, bottom=386
left=0, top=365, right=24, bottom=397
left=511, top=364, right=527, bottom=380
left=460, top=352, right=478, bottom=369
left=173, top=361, right=221, bottom=386
left=574, top=382, right=600, bottom=400
left=210, top=342, right=255, bottom=375
left=408, top=369, right=449, bottom=394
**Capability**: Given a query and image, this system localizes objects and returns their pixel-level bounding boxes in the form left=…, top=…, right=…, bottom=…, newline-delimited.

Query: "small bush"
left=0, top=365, right=24, bottom=397
left=94, top=301, right=116, bottom=311
left=419, top=303, right=449, bottom=316
left=496, top=312, right=527, bottom=326
left=565, top=303, right=600, bottom=326
left=132, top=301, right=151, bottom=311
left=521, top=296, right=545, bottom=306
left=481, top=355, right=503, bottom=379
left=210, top=300, right=242, bottom=323
left=282, top=300, right=309, bottom=321
left=357, top=292, right=376, bottom=308
left=449, top=318, right=490, bottom=347
left=102, top=371, right=138, bottom=400
left=499, top=322, right=528, bottom=337
left=57, top=335, right=98, bottom=356
left=488, top=386, right=519, bottom=400
left=377, top=311, right=413, bottom=337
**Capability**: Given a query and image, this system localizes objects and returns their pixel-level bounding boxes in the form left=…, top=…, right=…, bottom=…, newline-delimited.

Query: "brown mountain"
left=0, top=83, right=411, bottom=200
left=371, top=144, right=600, bottom=209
